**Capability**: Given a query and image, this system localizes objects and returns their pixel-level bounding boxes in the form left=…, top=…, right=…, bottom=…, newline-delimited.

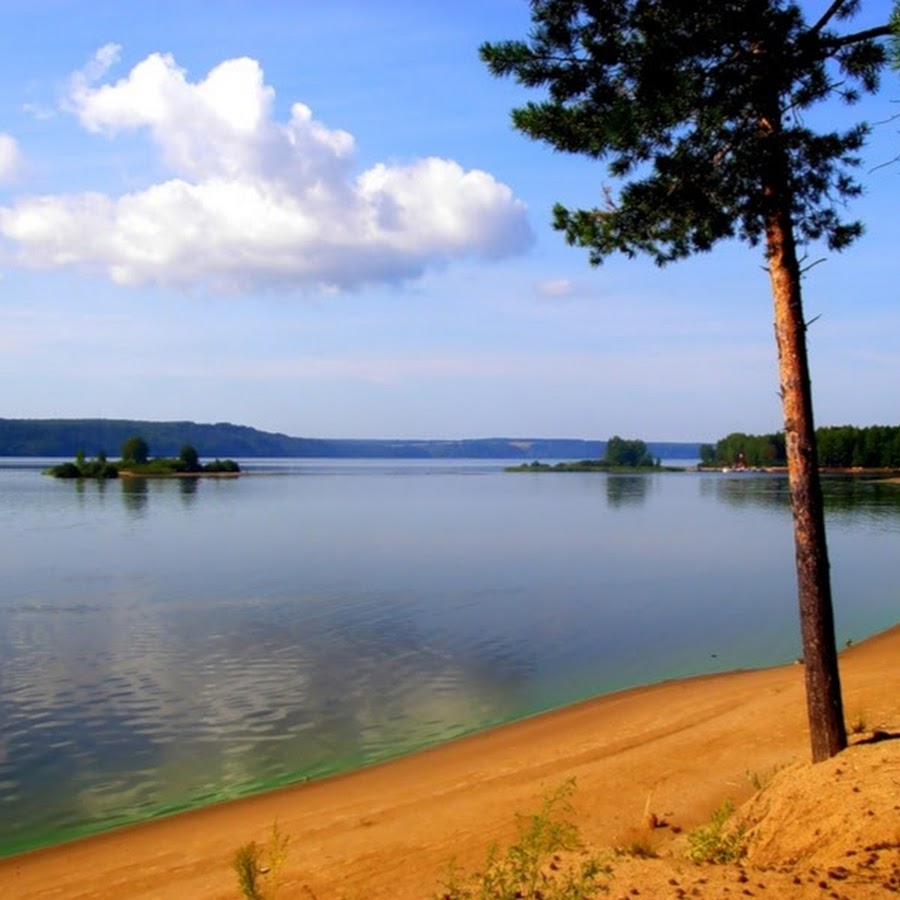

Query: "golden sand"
left=2, top=624, right=898, bottom=899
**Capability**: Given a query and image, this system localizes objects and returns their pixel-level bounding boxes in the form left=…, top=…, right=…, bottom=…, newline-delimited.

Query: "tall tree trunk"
left=763, top=183, right=848, bottom=764
left=754, top=49, right=848, bottom=761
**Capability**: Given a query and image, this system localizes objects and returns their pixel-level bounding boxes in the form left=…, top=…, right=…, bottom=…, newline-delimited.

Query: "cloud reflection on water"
left=1, top=464, right=898, bottom=855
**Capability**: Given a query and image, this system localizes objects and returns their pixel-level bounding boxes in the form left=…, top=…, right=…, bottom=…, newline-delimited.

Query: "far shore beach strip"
left=2, top=622, right=898, bottom=899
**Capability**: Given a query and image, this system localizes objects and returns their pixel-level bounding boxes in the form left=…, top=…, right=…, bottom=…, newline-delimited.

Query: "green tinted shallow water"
left=1, top=460, right=898, bottom=856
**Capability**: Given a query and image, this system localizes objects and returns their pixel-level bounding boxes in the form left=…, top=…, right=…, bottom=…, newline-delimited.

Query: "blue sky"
left=0, top=0, right=897, bottom=442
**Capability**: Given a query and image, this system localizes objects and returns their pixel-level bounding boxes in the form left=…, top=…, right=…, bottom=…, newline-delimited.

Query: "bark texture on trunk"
left=753, top=46, right=847, bottom=761
left=765, top=199, right=848, bottom=763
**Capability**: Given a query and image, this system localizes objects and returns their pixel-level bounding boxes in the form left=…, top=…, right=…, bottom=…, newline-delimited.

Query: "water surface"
left=1, top=460, right=897, bottom=855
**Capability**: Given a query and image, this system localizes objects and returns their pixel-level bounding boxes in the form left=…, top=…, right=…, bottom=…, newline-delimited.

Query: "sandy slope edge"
left=2, top=624, right=898, bottom=899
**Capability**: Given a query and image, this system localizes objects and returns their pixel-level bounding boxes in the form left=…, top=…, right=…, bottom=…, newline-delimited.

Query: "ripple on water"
left=3, top=468, right=899, bottom=858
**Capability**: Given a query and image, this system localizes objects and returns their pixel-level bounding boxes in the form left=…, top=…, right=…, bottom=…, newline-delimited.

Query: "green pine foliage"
left=482, top=1, right=895, bottom=762
left=481, top=1, right=891, bottom=266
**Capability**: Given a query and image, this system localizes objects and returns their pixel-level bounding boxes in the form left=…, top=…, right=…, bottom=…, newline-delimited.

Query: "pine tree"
left=482, top=0, right=892, bottom=762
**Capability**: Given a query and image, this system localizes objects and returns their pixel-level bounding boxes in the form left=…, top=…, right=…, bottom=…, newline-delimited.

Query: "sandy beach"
left=2, top=624, right=898, bottom=899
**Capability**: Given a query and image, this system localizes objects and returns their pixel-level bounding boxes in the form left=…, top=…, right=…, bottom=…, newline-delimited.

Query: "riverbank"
left=2, top=623, right=897, bottom=899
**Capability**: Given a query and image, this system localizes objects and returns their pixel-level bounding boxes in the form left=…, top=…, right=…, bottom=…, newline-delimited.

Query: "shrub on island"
left=46, top=438, right=240, bottom=479
left=507, top=436, right=662, bottom=473
left=46, top=455, right=119, bottom=479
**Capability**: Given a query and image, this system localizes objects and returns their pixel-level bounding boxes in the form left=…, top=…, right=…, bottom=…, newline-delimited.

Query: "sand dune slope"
left=1, top=625, right=898, bottom=899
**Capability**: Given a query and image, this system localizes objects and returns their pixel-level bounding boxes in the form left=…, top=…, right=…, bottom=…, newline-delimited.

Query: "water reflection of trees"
left=605, top=475, right=649, bottom=508
left=700, top=474, right=900, bottom=527
left=74, top=476, right=109, bottom=504
left=820, top=478, right=900, bottom=528
left=178, top=477, right=199, bottom=504
left=700, top=474, right=791, bottom=511
left=120, top=477, right=149, bottom=514
left=120, top=476, right=201, bottom=511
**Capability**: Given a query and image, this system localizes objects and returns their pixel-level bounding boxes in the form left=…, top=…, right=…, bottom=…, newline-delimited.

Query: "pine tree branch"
left=825, top=24, right=893, bottom=48
left=808, top=0, right=855, bottom=37
left=869, top=151, right=900, bottom=174
left=800, top=257, right=827, bottom=276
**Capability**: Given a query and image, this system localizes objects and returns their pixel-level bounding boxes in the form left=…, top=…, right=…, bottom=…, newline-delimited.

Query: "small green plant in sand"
left=686, top=801, right=747, bottom=864
left=234, top=842, right=263, bottom=900
left=435, top=779, right=611, bottom=899
left=745, top=769, right=765, bottom=792
left=745, top=762, right=789, bottom=793
left=614, top=839, right=659, bottom=860
left=847, top=710, right=869, bottom=735
left=233, top=821, right=290, bottom=900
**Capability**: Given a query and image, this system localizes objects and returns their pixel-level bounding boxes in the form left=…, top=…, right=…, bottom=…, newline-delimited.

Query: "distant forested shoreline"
left=0, top=418, right=702, bottom=461
left=702, top=425, right=900, bottom=469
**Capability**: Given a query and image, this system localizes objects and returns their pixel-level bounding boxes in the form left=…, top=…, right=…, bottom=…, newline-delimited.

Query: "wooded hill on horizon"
left=0, top=418, right=701, bottom=461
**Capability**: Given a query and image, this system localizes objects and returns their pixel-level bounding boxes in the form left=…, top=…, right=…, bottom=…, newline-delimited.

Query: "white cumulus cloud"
left=0, top=47, right=532, bottom=292
left=0, top=134, right=21, bottom=184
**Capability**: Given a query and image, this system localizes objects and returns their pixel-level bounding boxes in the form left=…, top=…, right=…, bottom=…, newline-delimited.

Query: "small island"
left=46, top=435, right=240, bottom=479
left=507, top=436, right=673, bottom=472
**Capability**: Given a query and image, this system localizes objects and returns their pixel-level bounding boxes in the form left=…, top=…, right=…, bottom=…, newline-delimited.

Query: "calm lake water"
left=1, top=459, right=898, bottom=856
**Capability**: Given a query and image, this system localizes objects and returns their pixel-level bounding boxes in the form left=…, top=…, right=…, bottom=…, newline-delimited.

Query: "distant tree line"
left=0, top=418, right=321, bottom=458
left=0, top=418, right=701, bottom=460
left=700, top=432, right=786, bottom=468
left=701, top=425, right=900, bottom=469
